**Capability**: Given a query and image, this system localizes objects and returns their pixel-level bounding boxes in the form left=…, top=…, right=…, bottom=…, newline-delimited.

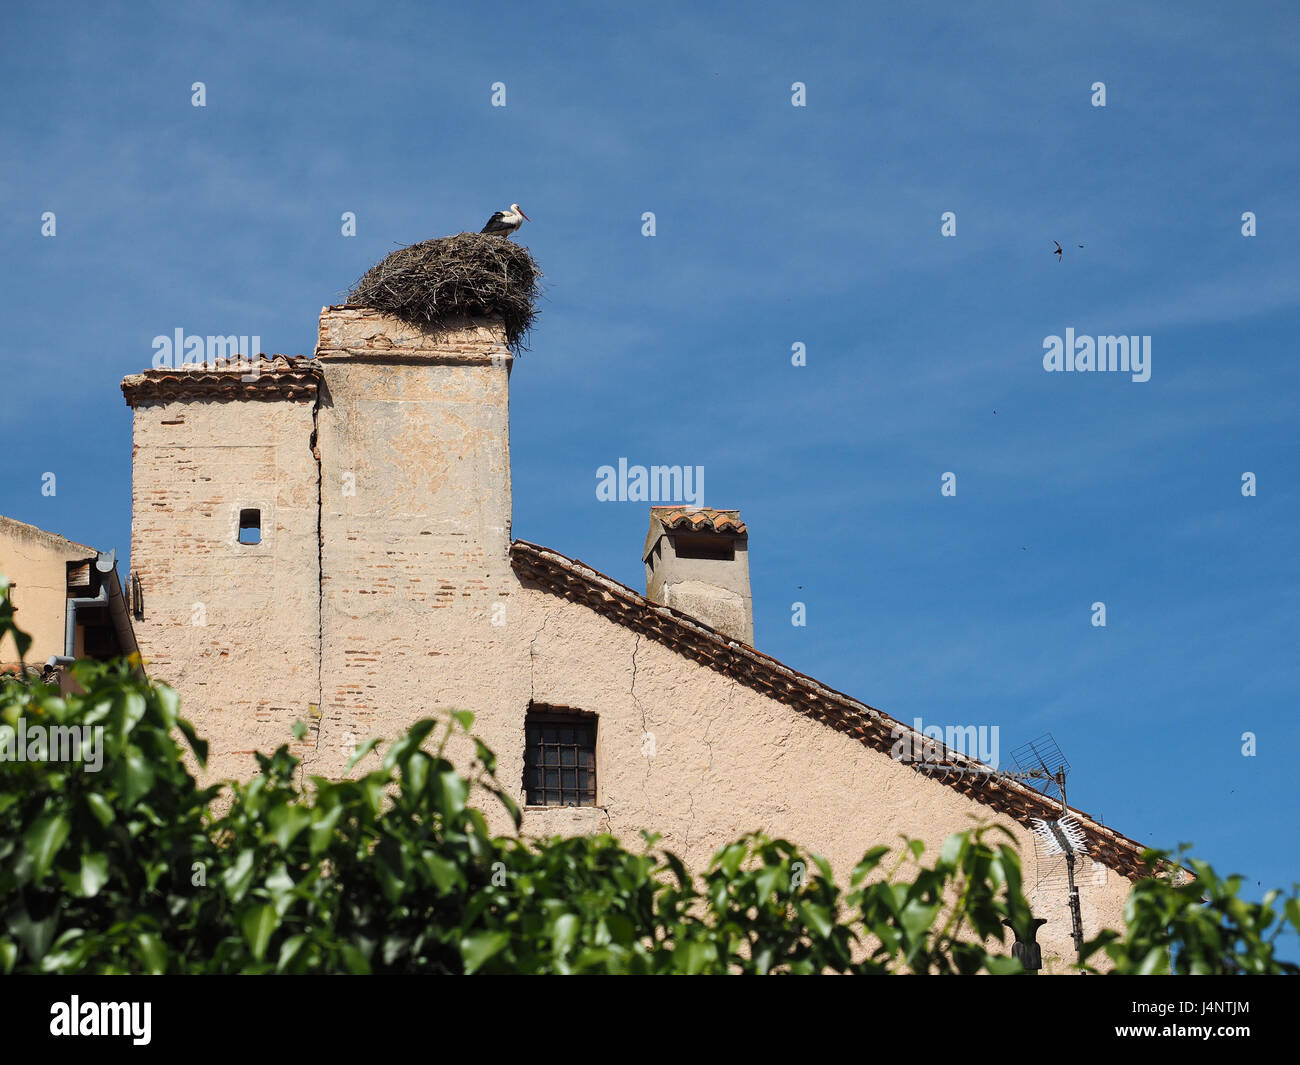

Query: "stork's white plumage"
left=481, top=203, right=530, bottom=238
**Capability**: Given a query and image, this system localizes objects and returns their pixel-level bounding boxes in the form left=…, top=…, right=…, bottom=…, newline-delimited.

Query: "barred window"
left=524, top=708, right=596, bottom=807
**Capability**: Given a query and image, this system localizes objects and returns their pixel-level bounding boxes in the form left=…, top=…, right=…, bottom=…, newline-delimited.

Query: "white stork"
left=480, top=203, right=530, bottom=239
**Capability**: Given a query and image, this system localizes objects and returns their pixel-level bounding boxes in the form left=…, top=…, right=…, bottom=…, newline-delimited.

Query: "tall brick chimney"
left=643, top=507, right=753, bottom=645
left=313, top=306, right=515, bottom=750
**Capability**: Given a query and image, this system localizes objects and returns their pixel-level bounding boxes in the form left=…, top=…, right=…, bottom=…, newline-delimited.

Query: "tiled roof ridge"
left=121, top=356, right=320, bottom=406
left=652, top=506, right=747, bottom=535
left=510, top=537, right=1155, bottom=881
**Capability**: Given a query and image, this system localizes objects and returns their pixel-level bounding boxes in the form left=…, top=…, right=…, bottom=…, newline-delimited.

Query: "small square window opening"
left=238, top=509, right=262, bottom=546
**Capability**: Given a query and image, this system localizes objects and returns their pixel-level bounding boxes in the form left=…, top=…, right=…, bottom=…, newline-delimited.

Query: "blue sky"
left=2, top=1, right=1297, bottom=932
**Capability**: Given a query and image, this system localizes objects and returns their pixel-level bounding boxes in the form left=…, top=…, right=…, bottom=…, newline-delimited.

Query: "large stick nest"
left=346, top=232, right=542, bottom=353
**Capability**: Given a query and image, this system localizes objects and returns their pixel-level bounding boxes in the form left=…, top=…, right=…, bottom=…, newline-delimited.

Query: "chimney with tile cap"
left=643, top=506, right=753, bottom=645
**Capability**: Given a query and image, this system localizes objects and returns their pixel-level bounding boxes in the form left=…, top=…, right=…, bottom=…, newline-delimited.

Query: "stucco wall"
left=124, top=310, right=1136, bottom=973
left=300, top=568, right=1130, bottom=973
left=309, top=310, right=516, bottom=778
left=128, top=397, right=320, bottom=769
left=0, top=516, right=95, bottom=664
left=308, top=310, right=1129, bottom=972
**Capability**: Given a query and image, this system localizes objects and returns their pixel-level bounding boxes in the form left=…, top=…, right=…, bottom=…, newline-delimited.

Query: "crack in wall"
left=630, top=633, right=650, bottom=780
left=523, top=610, right=557, bottom=812
left=702, top=682, right=726, bottom=772
left=528, top=608, right=554, bottom=705
left=299, top=393, right=326, bottom=786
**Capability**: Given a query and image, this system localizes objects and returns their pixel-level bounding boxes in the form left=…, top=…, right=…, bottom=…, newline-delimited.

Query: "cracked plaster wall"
left=128, top=309, right=1135, bottom=974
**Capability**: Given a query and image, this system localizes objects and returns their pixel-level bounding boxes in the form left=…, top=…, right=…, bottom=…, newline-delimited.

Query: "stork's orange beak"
left=519, top=209, right=531, bottom=221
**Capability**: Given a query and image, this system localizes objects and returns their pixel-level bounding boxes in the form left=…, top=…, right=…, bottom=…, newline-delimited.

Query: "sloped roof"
left=121, top=356, right=320, bottom=406
left=0, top=515, right=97, bottom=559
left=511, top=538, right=1154, bottom=881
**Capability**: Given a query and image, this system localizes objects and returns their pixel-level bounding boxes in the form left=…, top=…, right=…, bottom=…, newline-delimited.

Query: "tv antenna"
left=913, top=732, right=1088, bottom=967
left=1012, top=734, right=1087, bottom=966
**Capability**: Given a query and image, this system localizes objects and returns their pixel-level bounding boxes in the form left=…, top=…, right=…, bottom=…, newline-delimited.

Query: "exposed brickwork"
left=128, top=397, right=320, bottom=774
left=309, top=309, right=517, bottom=777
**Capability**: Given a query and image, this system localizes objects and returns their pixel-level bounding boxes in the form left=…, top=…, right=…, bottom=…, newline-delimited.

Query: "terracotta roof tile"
left=511, top=538, right=1156, bottom=882
left=651, top=506, right=747, bottom=535
left=121, top=356, right=320, bottom=406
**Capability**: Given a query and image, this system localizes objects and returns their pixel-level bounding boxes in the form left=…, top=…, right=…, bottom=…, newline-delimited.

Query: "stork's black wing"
left=481, top=212, right=509, bottom=234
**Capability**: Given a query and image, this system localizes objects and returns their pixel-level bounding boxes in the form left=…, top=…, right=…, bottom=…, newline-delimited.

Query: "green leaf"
left=117, top=691, right=148, bottom=734
left=176, top=717, right=208, bottom=767
left=434, top=769, right=469, bottom=817
left=810, top=852, right=835, bottom=883
left=940, top=832, right=967, bottom=867
left=755, top=865, right=782, bottom=901
left=84, top=792, right=115, bottom=827
left=277, top=933, right=311, bottom=973
left=716, top=842, right=747, bottom=879
left=24, top=812, right=70, bottom=881
left=801, top=902, right=835, bottom=939
left=40, top=929, right=89, bottom=973
left=119, top=750, right=155, bottom=804
left=9, top=903, right=58, bottom=961
left=900, top=900, right=941, bottom=940
left=242, top=903, right=279, bottom=962
left=134, top=932, right=167, bottom=974
left=423, top=852, right=460, bottom=893
left=405, top=750, right=429, bottom=795
left=222, top=849, right=257, bottom=902
left=851, top=846, right=890, bottom=886
left=69, top=851, right=111, bottom=898
left=309, top=804, right=343, bottom=857
left=680, top=939, right=717, bottom=975
left=552, top=914, right=579, bottom=956
left=9, top=628, right=32, bottom=660
left=461, top=931, right=510, bottom=974
left=155, top=684, right=181, bottom=727
left=264, top=864, right=297, bottom=915
left=268, top=804, right=311, bottom=850
left=345, top=737, right=382, bottom=772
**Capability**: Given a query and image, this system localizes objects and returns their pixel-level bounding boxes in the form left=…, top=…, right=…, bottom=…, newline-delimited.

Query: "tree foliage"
left=1, top=579, right=1295, bottom=974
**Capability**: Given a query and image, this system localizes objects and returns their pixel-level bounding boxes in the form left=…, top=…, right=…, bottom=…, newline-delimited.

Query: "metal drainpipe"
left=100, top=555, right=140, bottom=666
left=44, top=551, right=115, bottom=670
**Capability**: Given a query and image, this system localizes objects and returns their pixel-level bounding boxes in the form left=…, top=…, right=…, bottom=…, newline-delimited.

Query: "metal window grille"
left=524, top=711, right=596, bottom=807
